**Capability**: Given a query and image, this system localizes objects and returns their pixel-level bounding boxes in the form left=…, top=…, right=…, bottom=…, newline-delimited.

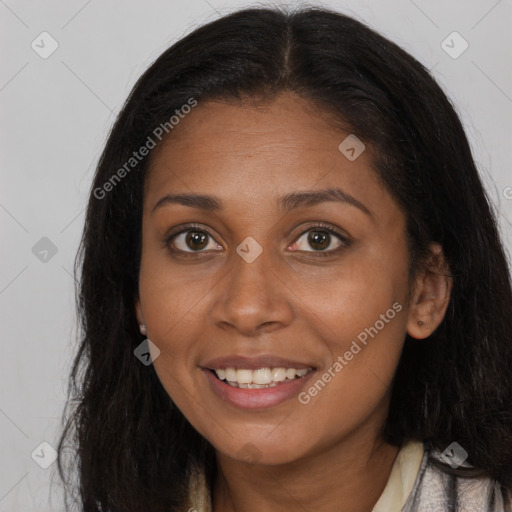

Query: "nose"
left=210, top=244, right=294, bottom=337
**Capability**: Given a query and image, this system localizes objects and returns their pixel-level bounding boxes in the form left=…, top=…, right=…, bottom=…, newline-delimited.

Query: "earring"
left=418, top=321, right=424, bottom=326
left=139, top=323, right=147, bottom=335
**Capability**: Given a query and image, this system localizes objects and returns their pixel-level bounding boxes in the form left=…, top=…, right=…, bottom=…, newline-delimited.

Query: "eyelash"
left=164, top=222, right=351, bottom=258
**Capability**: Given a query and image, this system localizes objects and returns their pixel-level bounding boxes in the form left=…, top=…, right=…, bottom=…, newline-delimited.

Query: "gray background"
left=1, top=0, right=511, bottom=510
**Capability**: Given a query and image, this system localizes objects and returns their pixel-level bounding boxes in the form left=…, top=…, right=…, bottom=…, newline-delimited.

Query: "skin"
left=135, top=91, right=452, bottom=512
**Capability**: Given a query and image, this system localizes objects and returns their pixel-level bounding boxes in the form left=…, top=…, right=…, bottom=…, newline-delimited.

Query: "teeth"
left=213, top=367, right=311, bottom=386
left=236, top=369, right=253, bottom=384
left=286, top=368, right=296, bottom=379
left=272, top=368, right=287, bottom=382
left=253, top=368, right=272, bottom=384
left=225, top=368, right=237, bottom=382
left=226, top=381, right=278, bottom=389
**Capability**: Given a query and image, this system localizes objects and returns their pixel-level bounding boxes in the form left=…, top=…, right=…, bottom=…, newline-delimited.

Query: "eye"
left=289, top=224, right=349, bottom=255
left=164, top=222, right=350, bottom=258
left=165, top=224, right=222, bottom=254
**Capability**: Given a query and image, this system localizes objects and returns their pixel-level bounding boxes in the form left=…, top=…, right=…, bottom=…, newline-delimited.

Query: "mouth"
left=202, top=362, right=317, bottom=409
left=209, top=367, right=314, bottom=389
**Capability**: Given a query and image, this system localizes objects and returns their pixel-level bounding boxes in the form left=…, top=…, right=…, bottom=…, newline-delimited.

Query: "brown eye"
left=167, top=228, right=222, bottom=253
left=185, top=231, right=209, bottom=251
left=290, top=225, right=350, bottom=255
left=307, top=231, right=331, bottom=251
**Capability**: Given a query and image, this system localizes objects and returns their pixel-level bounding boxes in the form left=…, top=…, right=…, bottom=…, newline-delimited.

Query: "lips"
left=201, top=354, right=317, bottom=409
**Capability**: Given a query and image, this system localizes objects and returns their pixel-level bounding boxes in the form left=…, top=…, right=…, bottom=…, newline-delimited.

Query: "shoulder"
left=402, top=442, right=511, bottom=512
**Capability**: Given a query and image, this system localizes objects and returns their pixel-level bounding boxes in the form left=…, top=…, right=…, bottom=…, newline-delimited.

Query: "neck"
left=212, top=428, right=400, bottom=512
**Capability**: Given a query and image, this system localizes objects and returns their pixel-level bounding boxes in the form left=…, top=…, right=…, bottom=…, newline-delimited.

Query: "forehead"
left=144, top=92, right=394, bottom=220
left=149, top=93, right=354, bottom=160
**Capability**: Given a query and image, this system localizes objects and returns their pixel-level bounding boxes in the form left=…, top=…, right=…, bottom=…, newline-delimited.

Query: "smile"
left=212, top=367, right=312, bottom=388
left=203, top=366, right=316, bottom=409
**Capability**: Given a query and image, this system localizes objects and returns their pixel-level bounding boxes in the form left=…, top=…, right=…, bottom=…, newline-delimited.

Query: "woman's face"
left=135, top=92, right=416, bottom=464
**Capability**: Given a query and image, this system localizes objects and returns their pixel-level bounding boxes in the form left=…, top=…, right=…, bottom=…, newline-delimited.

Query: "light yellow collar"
left=188, top=440, right=424, bottom=512
left=371, top=440, right=424, bottom=512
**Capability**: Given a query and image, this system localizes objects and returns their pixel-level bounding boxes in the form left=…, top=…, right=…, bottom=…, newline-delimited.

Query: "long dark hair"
left=56, top=5, right=512, bottom=511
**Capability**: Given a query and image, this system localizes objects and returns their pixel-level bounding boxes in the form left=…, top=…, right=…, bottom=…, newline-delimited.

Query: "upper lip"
left=202, top=355, right=316, bottom=370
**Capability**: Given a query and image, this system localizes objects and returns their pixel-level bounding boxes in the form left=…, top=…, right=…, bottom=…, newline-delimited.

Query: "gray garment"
left=402, top=443, right=511, bottom=512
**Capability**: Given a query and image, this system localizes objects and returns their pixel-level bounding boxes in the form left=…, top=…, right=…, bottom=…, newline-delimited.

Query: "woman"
left=57, top=6, right=512, bottom=511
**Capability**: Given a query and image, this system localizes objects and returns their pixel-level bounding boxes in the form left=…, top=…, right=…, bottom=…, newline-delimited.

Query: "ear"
left=406, top=243, right=453, bottom=340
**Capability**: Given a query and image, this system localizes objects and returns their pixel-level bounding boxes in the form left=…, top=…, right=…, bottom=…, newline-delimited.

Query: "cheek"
left=290, top=305, right=406, bottom=455
left=137, top=245, right=207, bottom=341
left=137, top=253, right=215, bottom=407
left=283, top=245, right=409, bottom=341
left=286, top=242, right=409, bottom=410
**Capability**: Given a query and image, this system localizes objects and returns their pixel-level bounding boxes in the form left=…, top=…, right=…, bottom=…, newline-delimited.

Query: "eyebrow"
left=151, top=187, right=372, bottom=218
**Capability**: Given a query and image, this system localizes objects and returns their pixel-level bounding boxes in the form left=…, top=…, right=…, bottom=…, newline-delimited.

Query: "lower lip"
left=203, top=369, right=315, bottom=410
